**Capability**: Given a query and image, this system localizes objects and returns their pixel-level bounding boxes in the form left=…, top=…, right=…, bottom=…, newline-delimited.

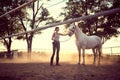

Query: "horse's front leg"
left=78, top=48, right=81, bottom=64
left=82, top=49, right=85, bottom=65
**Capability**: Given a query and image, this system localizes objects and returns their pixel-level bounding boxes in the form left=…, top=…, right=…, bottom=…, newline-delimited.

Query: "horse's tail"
left=99, top=38, right=103, bottom=57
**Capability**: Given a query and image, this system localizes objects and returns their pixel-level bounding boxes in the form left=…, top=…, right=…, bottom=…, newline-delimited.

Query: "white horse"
left=68, top=23, right=102, bottom=65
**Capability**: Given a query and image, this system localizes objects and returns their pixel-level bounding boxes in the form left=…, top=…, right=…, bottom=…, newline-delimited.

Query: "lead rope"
left=60, top=36, right=72, bottom=42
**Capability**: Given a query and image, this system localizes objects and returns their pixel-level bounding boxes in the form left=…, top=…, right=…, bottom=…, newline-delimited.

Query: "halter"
left=60, top=23, right=76, bottom=42
left=68, top=25, right=75, bottom=36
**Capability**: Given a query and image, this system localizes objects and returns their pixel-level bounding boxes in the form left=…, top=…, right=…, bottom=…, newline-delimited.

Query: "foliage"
left=61, top=0, right=120, bottom=43
left=0, top=0, right=25, bottom=37
left=18, top=0, right=54, bottom=53
left=0, top=0, right=24, bottom=56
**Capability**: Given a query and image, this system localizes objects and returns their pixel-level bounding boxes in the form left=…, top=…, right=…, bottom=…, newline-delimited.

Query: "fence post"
left=110, top=47, right=112, bottom=55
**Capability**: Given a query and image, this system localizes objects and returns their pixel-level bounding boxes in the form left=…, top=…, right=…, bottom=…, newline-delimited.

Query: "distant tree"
left=61, top=0, right=120, bottom=43
left=18, top=0, right=54, bottom=56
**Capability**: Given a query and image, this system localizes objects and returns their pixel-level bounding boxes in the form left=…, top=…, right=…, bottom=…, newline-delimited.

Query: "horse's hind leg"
left=98, top=48, right=101, bottom=65
left=92, top=48, right=97, bottom=64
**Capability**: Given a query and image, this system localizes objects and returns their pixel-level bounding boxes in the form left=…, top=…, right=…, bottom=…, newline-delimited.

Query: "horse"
left=68, top=23, right=102, bottom=65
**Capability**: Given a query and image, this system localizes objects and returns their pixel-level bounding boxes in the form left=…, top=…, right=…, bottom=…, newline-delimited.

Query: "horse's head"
left=68, top=23, right=76, bottom=36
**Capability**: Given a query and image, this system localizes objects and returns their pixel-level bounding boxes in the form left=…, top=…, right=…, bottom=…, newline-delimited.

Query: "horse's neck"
left=74, top=26, right=86, bottom=40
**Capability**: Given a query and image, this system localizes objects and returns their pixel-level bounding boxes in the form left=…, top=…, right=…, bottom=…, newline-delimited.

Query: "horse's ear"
left=73, top=22, right=75, bottom=25
left=75, top=23, right=81, bottom=29
left=72, top=22, right=76, bottom=27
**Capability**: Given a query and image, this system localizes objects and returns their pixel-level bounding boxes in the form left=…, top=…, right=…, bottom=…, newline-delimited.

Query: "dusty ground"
left=0, top=52, right=120, bottom=80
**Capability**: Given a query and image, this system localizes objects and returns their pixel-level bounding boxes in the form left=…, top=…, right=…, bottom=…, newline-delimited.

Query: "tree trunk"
left=26, top=34, right=33, bottom=59
left=4, top=37, right=12, bottom=58
left=27, top=42, right=32, bottom=59
left=7, top=44, right=12, bottom=58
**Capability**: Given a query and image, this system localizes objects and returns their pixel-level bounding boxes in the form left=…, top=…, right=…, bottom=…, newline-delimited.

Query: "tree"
left=61, top=0, right=120, bottom=43
left=18, top=0, right=54, bottom=56
left=0, top=0, right=24, bottom=58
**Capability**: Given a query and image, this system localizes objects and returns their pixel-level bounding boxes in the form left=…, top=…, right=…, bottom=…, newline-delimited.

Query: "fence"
left=15, top=46, right=120, bottom=55
left=0, top=46, right=120, bottom=55
left=103, top=46, right=120, bottom=55
left=0, top=8, right=120, bottom=40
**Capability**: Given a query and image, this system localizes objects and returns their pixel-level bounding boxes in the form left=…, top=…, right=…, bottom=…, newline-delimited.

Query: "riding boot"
left=56, top=52, right=60, bottom=65
left=56, top=57, right=59, bottom=65
left=50, top=56, right=54, bottom=66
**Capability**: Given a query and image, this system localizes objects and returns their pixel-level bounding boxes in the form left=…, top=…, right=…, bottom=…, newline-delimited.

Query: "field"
left=0, top=52, right=120, bottom=80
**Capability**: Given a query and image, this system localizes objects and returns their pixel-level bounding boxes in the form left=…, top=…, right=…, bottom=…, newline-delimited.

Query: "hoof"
left=82, top=63, right=85, bottom=66
left=98, top=63, right=101, bottom=66
left=78, top=63, right=80, bottom=65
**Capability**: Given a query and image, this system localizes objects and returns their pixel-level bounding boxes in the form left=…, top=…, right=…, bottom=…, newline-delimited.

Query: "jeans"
left=50, top=41, right=60, bottom=65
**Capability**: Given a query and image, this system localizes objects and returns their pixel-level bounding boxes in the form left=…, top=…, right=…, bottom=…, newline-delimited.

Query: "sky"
left=1, top=0, right=74, bottom=51
left=0, top=0, right=120, bottom=54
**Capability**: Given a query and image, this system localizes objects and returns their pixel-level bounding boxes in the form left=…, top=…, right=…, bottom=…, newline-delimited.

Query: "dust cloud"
left=0, top=51, right=119, bottom=65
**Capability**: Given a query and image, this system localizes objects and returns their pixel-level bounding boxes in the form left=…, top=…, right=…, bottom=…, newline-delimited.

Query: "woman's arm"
left=51, top=33, right=55, bottom=40
left=59, top=33, right=68, bottom=36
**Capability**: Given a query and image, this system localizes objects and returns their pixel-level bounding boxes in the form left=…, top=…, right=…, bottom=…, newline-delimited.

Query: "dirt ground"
left=0, top=52, right=120, bottom=80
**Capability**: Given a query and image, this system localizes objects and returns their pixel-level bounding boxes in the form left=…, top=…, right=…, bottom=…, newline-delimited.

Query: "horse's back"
left=86, top=36, right=101, bottom=49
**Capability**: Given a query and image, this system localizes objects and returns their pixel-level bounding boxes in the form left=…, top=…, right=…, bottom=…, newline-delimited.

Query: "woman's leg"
left=50, top=42, right=56, bottom=65
left=56, top=42, right=60, bottom=65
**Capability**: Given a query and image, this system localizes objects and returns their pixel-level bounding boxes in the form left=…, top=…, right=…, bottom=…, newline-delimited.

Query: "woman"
left=50, top=27, right=68, bottom=66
